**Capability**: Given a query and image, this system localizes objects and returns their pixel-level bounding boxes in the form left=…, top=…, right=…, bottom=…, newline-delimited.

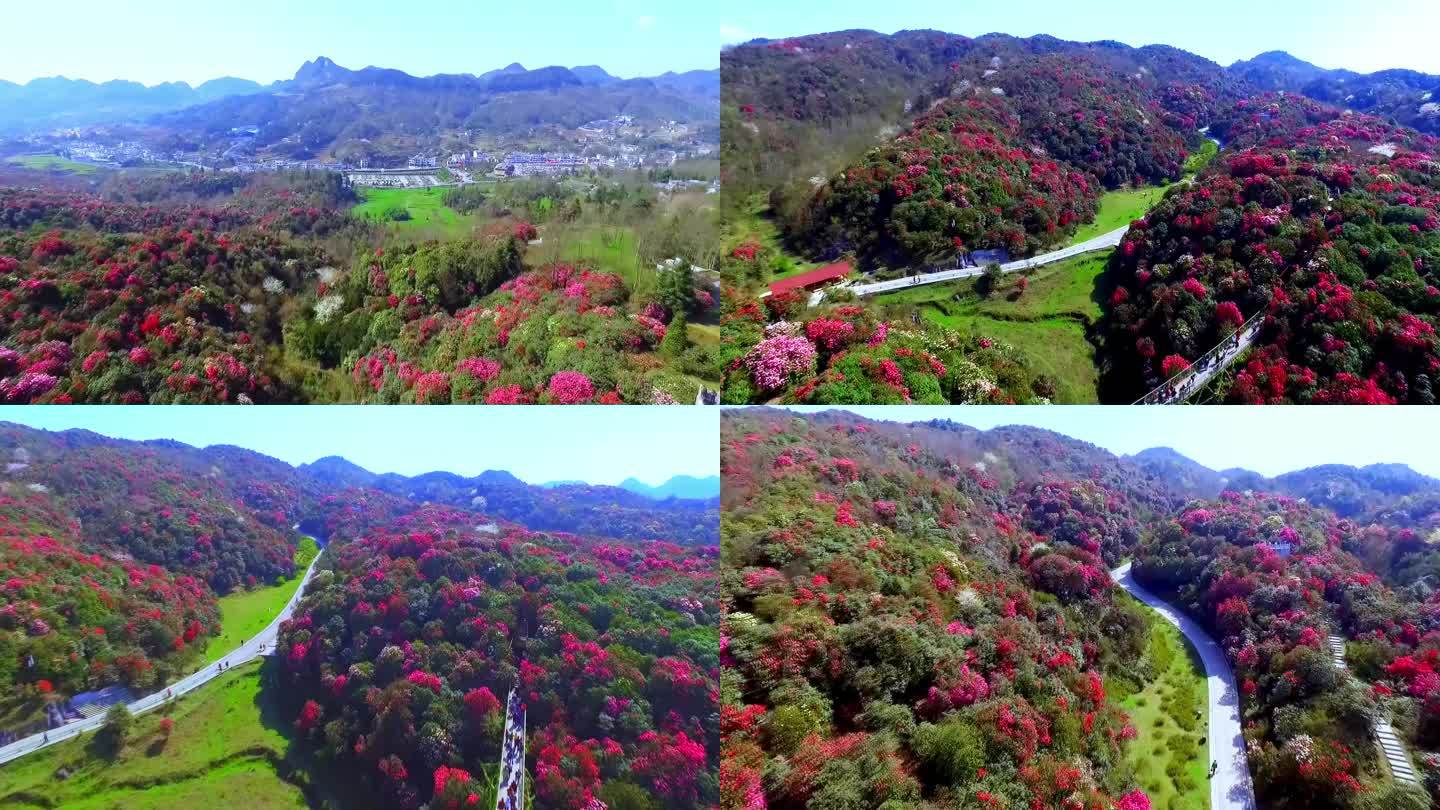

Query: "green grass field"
left=5, top=155, right=101, bottom=175
left=1184, top=140, right=1220, bottom=176
left=1118, top=595, right=1209, bottom=810
left=352, top=187, right=476, bottom=237
left=724, top=195, right=822, bottom=282
left=528, top=224, right=657, bottom=294
left=875, top=254, right=1108, bottom=402
left=199, top=538, right=318, bottom=667
left=0, top=662, right=307, bottom=810
left=1071, top=185, right=1171, bottom=245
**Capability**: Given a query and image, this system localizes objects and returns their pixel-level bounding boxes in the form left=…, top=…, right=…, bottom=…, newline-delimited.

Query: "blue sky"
left=721, top=0, right=1440, bottom=74
left=0, top=0, right=714, bottom=86
left=0, top=407, right=717, bottom=486
left=767, top=406, right=1440, bottom=479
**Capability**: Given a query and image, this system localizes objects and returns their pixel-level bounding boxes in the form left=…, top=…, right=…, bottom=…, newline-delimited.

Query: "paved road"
left=829, top=225, right=1130, bottom=301
left=0, top=548, right=325, bottom=768
left=1111, top=562, right=1257, bottom=810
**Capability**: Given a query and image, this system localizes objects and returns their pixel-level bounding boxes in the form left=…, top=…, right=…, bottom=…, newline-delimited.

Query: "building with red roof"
left=766, top=262, right=852, bottom=296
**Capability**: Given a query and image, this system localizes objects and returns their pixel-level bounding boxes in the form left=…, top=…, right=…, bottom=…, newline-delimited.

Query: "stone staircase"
left=1327, top=634, right=1418, bottom=785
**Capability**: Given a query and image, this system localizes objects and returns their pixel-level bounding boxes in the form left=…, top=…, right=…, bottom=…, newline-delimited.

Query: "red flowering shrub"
left=274, top=503, right=718, bottom=809
left=722, top=409, right=1164, bottom=809
left=1102, top=95, right=1440, bottom=403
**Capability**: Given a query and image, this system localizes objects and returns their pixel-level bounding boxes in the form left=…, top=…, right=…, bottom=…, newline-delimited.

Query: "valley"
left=720, top=406, right=1440, bottom=810
left=719, top=27, right=1440, bottom=405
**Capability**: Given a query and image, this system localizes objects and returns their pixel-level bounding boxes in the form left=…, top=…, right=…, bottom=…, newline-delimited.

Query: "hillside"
left=721, top=27, right=1440, bottom=405
left=1099, top=94, right=1440, bottom=403
left=0, top=171, right=719, bottom=404
left=721, top=408, right=1169, bottom=810
left=723, top=407, right=1440, bottom=809
left=273, top=500, right=718, bottom=810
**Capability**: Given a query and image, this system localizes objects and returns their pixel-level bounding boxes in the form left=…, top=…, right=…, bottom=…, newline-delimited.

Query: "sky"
left=0, top=0, right=715, bottom=86
left=720, top=0, right=1440, bottom=75
left=0, top=407, right=718, bottom=486
left=764, top=406, right=1440, bottom=479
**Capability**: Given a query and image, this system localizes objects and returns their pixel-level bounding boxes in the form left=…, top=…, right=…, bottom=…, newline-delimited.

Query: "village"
left=10, top=112, right=714, bottom=186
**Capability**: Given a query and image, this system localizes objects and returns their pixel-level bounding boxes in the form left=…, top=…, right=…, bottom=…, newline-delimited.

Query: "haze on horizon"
left=0, top=407, right=719, bottom=488
left=778, top=406, right=1440, bottom=481
left=0, top=0, right=716, bottom=87
left=719, top=0, right=1440, bottom=76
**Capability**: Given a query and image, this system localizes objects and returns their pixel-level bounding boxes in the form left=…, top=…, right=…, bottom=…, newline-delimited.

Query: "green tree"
left=661, top=315, right=690, bottom=358
left=912, top=717, right=986, bottom=787
left=655, top=265, right=696, bottom=317
left=98, top=702, right=134, bottom=756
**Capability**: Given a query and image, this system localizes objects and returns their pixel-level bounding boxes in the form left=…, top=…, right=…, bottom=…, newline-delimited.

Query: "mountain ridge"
left=0, top=56, right=721, bottom=135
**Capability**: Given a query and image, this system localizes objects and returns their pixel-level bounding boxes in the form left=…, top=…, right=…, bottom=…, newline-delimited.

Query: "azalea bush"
left=719, top=248, right=1058, bottom=404
left=721, top=409, right=1161, bottom=810
left=274, top=503, right=718, bottom=810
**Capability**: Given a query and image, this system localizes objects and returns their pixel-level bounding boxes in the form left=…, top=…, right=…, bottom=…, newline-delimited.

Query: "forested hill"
left=721, top=28, right=1439, bottom=205
left=722, top=407, right=1440, bottom=809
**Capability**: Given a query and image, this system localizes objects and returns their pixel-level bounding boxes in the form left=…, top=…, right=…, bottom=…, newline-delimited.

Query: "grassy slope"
left=1070, top=186, right=1170, bottom=245
left=723, top=194, right=821, bottom=282
left=527, top=224, right=655, bottom=295
left=875, top=255, right=1108, bottom=402
left=200, top=538, right=318, bottom=666
left=0, top=662, right=306, bottom=810
left=1115, top=593, right=1209, bottom=810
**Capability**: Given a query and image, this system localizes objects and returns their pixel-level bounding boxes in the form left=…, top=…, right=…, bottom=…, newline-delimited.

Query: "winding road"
left=0, top=548, right=325, bottom=768
left=1110, top=562, right=1257, bottom=810
left=842, top=225, right=1130, bottom=299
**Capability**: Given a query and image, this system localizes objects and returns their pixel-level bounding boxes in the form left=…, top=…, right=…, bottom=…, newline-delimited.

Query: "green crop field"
left=875, top=254, right=1108, bottom=402
left=352, top=187, right=475, bottom=237
left=199, top=538, right=319, bottom=667
left=5, top=155, right=102, bottom=175
left=0, top=662, right=306, bottom=810
left=1114, top=593, right=1209, bottom=810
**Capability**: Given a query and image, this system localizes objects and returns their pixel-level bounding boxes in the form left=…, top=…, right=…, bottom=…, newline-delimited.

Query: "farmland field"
left=5, top=155, right=102, bottom=174
left=351, top=187, right=476, bottom=237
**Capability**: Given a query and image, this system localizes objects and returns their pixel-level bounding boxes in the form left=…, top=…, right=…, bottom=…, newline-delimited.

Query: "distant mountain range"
left=541, top=475, right=719, bottom=500
left=0, top=425, right=719, bottom=546
left=753, top=408, right=1440, bottom=521
left=617, top=475, right=720, bottom=500
left=723, top=30, right=1440, bottom=140
left=302, top=458, right=718, bottom=502
left=0, top=56, right=721, bottom=139
left=1126, top=447, right=1440, bottom=517
left=1226, top=50, right=1440, bottom=134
